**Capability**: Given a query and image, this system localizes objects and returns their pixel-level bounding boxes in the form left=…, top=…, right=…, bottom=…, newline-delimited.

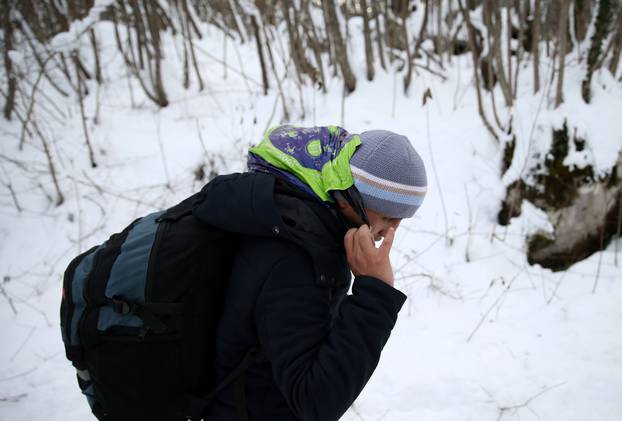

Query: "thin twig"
left=495, top=382, right=567, bottom=420
left=71, top=174, right=159, bottom=208
left=340, top=81, right=346, bottom=127
left=426, top=101, right=450, bottom=245
left=263, top=57, right=291, bottom=135
left=194, top=45, right=262, bottom=88
left=467, top=268, right=523, bottom=342
left=0, top=281, right=18, bottom=315
left=0, top=393, right=28, bottom=403
left=10, top=326, right=36, bottom=361
left=0, top=162, right=22, bottom=212
left=0, top=367, right=37, bottom=382
left=546, top=270, right=568, bottom=304
left=73, top=51, right=97, bottom=168
left=464, top=182, right=473, bottom=262
left=413, top=62, right=448, bottom=80
left=615, top=192, right=621, bottom=266
left=155, top=112, right=171, bottom=190
left=195, top=118, right=208, bottom=157
left=19, top=54, right=54, bottom=150
left=592, top=188, right=608, bottom=294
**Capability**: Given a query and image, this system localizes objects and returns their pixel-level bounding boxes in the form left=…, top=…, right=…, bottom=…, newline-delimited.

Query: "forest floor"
left=1, top=21, right=622, bottom=421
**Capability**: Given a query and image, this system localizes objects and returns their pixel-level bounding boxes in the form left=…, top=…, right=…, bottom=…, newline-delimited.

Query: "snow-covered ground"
left=1, top=16, right=622, bottom=421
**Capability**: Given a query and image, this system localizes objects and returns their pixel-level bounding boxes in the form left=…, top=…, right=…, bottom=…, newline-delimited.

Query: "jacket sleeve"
left=254, top=252, right=407, bottom=421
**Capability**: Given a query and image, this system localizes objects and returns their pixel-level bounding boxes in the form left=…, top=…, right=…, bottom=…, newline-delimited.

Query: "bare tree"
left=73, top=51, right=97, bottom=168
left=2, top=0, right=17, bottom=120
left=555, top=0, right=569, bottom=108
left=301, top=0, right=327, bottom=92
left=360, top=0, right=375, bottom=81
left=282, top=0, right=304, bottom=85
left=458, top=0, right=498, bottom=141
left=582, top=0, right=615, bottom=103
left=143, top=1, right=169, bottom=107
left=532, top=0, right=542, bottom=93
left=322, top=0, right=356, bottom=93
left=574, top=0, right=593, bottom=43
left=492, top=0, right=512, bottom=107
left=372, top=1, right=387, bottom=71
left=609, top=4, right=622, bottom=77
left=251, top=15, right=269, bottom=95
left=405, top=0, right=430, bottom=93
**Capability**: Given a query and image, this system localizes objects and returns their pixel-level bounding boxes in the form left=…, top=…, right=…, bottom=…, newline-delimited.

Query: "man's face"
left=336, top=197, right=402, bottom=241
left=366, top=208, right=402, bottom=242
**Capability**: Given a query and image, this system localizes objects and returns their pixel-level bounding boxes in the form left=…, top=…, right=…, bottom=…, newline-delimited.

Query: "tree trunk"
left=89, top=29, right=102, bottom=84
left=372, top=1, right=387, bottom=70
left=582, top=0, right=614, bottom=103
left=283, top=0, right=311, bottom=86
left=506, top=2, right=512, bottom=96
left=574, top=0, right=592, bottom=43
left=2, top=0, right=16, bottom=120
left=302, top=0, right=327, bottom=92
left=323, top=0, right=356, bottom=93
left=492, top=0, right=513, bottom=106
left=555, top=0, right=569, bottom=108
left=405, top=0, right=430, bottom=93
left=73, top=51, right=97, bottom=168
left=458, top=0, right=498, bottom=141
left=532, top=0, right=541, bottom=93
left=261, top=17, right=290, bottom=121
left=182, top=0, right=204, bottom=91
left=226, top=0, right=245, bottom=42
left=251, top=15, right=269, bottom=95
left=609, top=4, right=622, bottom=77
left=434, top=0, right=441, bottom=63
left=143, top=0, right=168, bottom=107
left=361, top=0, right=375, bottom=81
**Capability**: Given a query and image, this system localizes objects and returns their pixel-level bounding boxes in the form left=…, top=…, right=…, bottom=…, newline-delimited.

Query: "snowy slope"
left=1, top=16, right=622, bottom=421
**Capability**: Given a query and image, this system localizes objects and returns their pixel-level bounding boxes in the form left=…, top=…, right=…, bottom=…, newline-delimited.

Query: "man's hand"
left=344, top=225, right=395, bottom=287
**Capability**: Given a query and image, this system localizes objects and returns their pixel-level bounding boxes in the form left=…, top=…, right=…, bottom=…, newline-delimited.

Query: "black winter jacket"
left=192, top=172, right=407, bottom=421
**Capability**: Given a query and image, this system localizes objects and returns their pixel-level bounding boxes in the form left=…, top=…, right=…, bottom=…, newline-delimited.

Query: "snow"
left=1, top=12, right=622, bottom=421
left=49, top=0, right=116, bottom=53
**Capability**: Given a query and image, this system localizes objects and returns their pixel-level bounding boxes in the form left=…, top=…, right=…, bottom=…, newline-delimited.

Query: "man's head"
left=247, top=125, right=426, bottom=239
left=336, top=130, right=427, bottom=240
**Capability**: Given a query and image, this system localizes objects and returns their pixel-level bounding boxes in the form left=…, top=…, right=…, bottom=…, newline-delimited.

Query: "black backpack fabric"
left=60, top=194, right=245, bottom=420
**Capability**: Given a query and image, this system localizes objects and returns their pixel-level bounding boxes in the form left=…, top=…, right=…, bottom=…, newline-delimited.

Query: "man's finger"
left=344, top=228, right=357, bottom=255
left=379, top=227, right=395, bottom=255
left=356, top=225, right=375, bottom=254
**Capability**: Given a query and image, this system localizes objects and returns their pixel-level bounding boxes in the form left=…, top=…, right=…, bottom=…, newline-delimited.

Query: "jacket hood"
left=192, top=172, right=282, bottom=238
left=192, top=172, right=350, bottom=288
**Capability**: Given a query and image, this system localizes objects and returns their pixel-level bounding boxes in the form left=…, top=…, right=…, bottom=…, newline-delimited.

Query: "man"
left=195, top=125, right=427, bottom=420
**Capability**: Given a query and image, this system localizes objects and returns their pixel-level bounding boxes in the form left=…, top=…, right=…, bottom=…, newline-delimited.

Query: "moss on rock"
left=499, top=120, right=622, bottom=271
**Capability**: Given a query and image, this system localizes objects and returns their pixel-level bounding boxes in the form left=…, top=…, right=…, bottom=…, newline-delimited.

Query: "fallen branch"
left=0, top=280, right=18, bottom=315
left=467, top=268, right=523, bottom=342
left=492, top=382, right=567, bottom=421
left=19, top=53, right=54, bottom=151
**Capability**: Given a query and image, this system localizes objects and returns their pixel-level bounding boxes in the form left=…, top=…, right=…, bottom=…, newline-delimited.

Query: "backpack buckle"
left=112, top=298, right=131, bottom=315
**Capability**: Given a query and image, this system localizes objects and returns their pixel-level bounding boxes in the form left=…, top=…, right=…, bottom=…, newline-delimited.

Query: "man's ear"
left=336, top=198, right=348, bottom=210
left=333, top=191, right=349, bottom=210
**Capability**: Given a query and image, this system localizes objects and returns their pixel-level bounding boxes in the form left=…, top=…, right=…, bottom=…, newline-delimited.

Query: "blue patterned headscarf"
left=247, top=125, right=361, bottom=202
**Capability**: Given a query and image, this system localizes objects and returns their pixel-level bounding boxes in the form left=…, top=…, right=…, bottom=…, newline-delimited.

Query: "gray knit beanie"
left=350, top=130, right=427, bottom=219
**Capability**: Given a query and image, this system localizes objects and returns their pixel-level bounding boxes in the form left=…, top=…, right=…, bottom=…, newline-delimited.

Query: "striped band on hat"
left=351, top=165, right=426, bottom=207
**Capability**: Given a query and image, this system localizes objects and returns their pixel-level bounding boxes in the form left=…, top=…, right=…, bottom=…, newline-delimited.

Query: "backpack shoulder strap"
left=158, top=193, right=201, bottom=223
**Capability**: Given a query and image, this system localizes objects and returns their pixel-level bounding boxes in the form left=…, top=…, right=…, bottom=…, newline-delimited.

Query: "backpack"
left=60, top=193, right=262, bottom=421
